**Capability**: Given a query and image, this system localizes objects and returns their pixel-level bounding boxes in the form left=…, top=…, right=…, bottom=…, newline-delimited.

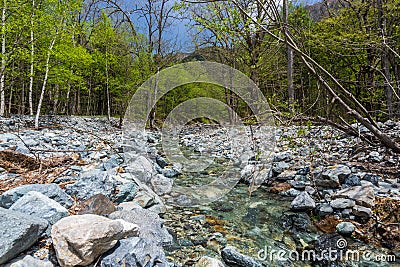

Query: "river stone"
left=77, top=194, right=116, bottom=216
left=124, top=155, right=154, bottom=183
left=317, top=165, right=351, bottom=188
left=65, top=169, right=117, bottom=200
left=9, top=191, right=68, bottom=226
left=109, top=209, right=172, bottom=246
left=196, top=256, right=225, bottom=267
left=290, top=192, right=315, bottom=210
left=344, top=175, right=362, bottom=187
left=114, top=181, right=137, bottom=204
left=362, top=174, right=380, bottom=186
left=352, top=205, right=373, bottom=218
left=221, top=246, right=266, bottom=267
left=100, top=237, right=168, bottom=267
left=336, top=222, right=355, bottom=235
left=330, top=198, right=356, bottom=209
left=156, top=155, right=168, bottom=168
left=0, top=183, right=73, bottom=209
left=151, top=174, right=173, bottom=195
left=333, top=185, right=375, bottom=207
left=51, top=214, right=139, bottom=267
left=5, top=255, right=53, bottom=267
left=0, top=208, right=48, bottom=265
left=315, top=203, right=333, bottom=216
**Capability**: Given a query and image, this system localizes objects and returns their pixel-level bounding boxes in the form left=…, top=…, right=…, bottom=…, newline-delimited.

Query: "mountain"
left=305, top=0, right=348, bottom=21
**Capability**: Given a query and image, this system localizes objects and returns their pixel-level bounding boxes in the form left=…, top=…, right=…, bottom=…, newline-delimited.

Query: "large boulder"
left=0, top=208, right=48, bottom=264
left=151, top=174, right=173, bottom=195
left=65, top=169, right=117, bottom=200
left=4, top=255, right=53, bottom=267
left=290, top=192, right=315, bottom=211
left=9, top=191, right=68, bottom=226
left=100, top=237, right=168, bottom=267
left=51, top=214, right=138, bottom=267
left=333, top=185, right=375, bottom=208
left=124, top=155, right=154, bottom=183
left=196, top=256, right=225, bottom=267
left=221, top=246, right=266, bottom=267
left=0, top=183, right=73, bottom=209
left=317, top=165, right=351, bottom=188
left=109, top=209, right=172, bottom=247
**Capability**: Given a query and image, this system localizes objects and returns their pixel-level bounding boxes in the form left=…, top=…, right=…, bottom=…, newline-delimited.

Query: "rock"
left=0, top=183, right=73, bottom=209
left=117, top=201, right=143, bottom=211
left=5, top=255, right=53, bottom=267
left=281, top=212, right=311, bottom=233
left=296, top=166, right=310, bottom=175
left=352, top=205, right=373, bottom=218
left=273, top=152, right=291, bottom=162
left=125, top=155, right=154, bottom=183
left=196, top=256, right=225, bottom=267
left=317, top=165, right=351, bottom=188
left=290, top=192, right=315, bottom=210
left=330, top=198, right=356, bottom=209
left=9, top=191, right=68, bottom=226
left=102, top=157, right=120, bottom=171
left=221, top=246, right=266, bottom=267
left=315, top=203, right=333, bottom=216
left=78, top=194, right=116, bottom=216
left=109, top=209, right=172, bottom=247
left=344, top=174, right=361, bottom=187
left=362, top=174, right=380, bottom=186
left=156, top=155, right=168, bottom=168
left=276, top=170, right=296, bottom=181
left=133, top=190, right=156, bottom=208
left=151, top=174, right=173, bottom=195
left=333, top=185, right=375, bottom=207
left=336, top=222, right=355, bottom=235
left=100, top=237, right=168, bottom=267
left=51, top=214, right=138, bottom=267
left=65, top=169, right=117, bottom=200
left=0, top=208, right=48, bottom=264
left=314, top=233, right=346, bottom=265
left=114, top=181, right=137, bottom=204
left=271, top=161, right=290, bottom=176
left=162, top=163, right=182, bottom=178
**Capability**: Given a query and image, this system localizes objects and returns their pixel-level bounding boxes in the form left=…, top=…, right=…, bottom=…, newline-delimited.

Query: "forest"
left=1, top=0, right=399, bottom=130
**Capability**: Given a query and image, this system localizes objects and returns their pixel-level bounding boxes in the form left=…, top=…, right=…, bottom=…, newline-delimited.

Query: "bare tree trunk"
left=105, top=54, right=111, bottom=121
left=284, top=0, right=294, bottom=108
left=8, top=86, right=11, bottom=114
left=35, top=35, right=56, bottom=129
left=0, top=0, right=6, bottom=117
left=377, top=0, right=393, bottom=117
left=29, top=0, right=35, bottom=115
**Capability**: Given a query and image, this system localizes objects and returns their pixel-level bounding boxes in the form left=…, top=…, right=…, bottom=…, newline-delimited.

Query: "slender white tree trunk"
left=29, top=0, right=35, bottom=115
left=0, top=0, right=6, bottom=117
left=35, top=35, right=56, bottom=129
left=105, top=53, right=111, bottom=121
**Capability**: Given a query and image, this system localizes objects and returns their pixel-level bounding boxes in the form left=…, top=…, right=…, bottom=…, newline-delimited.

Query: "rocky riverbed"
left=0, top=115, right=399, bottom=267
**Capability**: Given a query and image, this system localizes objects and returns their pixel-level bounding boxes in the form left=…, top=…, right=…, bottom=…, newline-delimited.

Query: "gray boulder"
left=51, top=214, right=138, bottom=267
left=0, top=183, right=73, bottom=209
left=100, top=237, right=168, bottom=267
left=9, top=191, right=68, bottom=226
left=65, top=169, right=117, bottom=200
left=221, top=246, right=266, bottom=267
left=114, top=181, right=137, bottom=204
left=336, top=222, right=355, bottom=235
left=330, top=198, right=356, bottom=209
left=0, top=208, right=48, bottom=264
left=196, top=256, right=225, bottom=267
left=109, top=209, right=172, bottom=247
left=317, top=165, right=351, bottom=188
left=290, top=192, right=315, bottom=210
left=151, top=174, right=173, bottom=195
left=5, top=255, right=53, bottom=267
